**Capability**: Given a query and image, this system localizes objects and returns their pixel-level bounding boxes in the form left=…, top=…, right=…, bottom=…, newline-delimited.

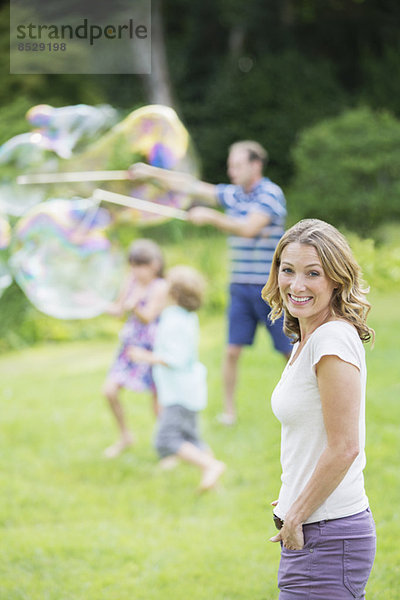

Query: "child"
left=103, top=239, right=168, bottom=458
left=129, top=265, right=226, bottom=492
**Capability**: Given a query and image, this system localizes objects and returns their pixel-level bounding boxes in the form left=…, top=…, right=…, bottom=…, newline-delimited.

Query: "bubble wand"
left=92, top=188, right=188, bottom=221
left=17, top=170, right=131, bottom=184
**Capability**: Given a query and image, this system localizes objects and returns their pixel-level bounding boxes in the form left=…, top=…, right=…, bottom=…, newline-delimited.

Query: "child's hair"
left=167, top=265, right=206, bottom=312
left=128, top=238, right=164, bottom=277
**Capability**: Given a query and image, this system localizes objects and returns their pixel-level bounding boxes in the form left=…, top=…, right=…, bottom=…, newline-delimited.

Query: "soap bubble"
left=26, top=103, right=118, bottom=159
left=0, top=215, right=11, bottom=249
left=6, top=103, right=196, bottom=224
left=0, top=259, right=12, bottom=298
left=10, top=197, right=125, bottom=319
left=0, top=182, right=46, bottom=217
left=60, top=104, right=197, bottom=223
left=0, top=131, right=58, bottom=216
left=113, top=104, right=189, bottom=169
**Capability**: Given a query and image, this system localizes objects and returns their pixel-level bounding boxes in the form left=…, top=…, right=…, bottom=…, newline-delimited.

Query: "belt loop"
left=319, top=519, right=326, bottom=527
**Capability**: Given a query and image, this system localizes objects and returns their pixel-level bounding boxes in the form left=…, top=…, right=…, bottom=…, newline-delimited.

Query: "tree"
left=288, top=107, right=400, bottom=234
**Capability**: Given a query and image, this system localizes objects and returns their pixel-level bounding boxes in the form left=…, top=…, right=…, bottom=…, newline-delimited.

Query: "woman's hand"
left=269, top=501, right=304, bottom=550
left=270, top=521, right=304, bottom=550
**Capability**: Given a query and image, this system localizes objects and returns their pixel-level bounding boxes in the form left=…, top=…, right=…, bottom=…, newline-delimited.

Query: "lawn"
left=0, top=290, right=399, bottom=599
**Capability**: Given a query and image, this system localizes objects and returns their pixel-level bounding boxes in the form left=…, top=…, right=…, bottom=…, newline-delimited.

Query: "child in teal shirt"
left=129, top=265, right=225, bottom=492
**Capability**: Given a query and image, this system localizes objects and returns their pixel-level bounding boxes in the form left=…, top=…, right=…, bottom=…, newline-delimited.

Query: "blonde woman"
left=262, top=219, right=376, bottom=599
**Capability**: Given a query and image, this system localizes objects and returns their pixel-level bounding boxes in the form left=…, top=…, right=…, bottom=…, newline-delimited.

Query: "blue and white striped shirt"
left=216, top=177, right=286, bottom=284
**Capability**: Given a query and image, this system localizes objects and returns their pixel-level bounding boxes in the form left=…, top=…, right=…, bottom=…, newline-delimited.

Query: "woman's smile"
left=278, top=242, right=336, bottom=332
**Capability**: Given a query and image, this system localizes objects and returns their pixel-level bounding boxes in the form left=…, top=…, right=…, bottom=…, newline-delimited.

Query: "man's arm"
left=129, top=162, right=218, bottom=205
left=187, top=206, right=271, bottom=238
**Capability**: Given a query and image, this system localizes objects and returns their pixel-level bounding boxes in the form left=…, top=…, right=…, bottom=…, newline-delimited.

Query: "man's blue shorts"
left=228, top=283, right=292, bottom=354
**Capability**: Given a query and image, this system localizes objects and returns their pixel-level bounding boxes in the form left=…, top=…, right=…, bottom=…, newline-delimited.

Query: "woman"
left=262, top=219, right=376, bottom=599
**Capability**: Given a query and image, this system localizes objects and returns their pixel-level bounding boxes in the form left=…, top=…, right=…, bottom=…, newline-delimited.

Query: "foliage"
left=288, top=107, right=400, bottom=234
left=177, top=50, right=348, bottom=185
left=0, top=289, right=399, bottom=598
left=348, top=232, right=400, bottom=293
left=0, top=282, right=120, bottom=353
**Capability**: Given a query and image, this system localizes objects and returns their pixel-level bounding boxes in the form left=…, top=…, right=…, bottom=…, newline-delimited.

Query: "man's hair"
left=229, top=140, right=269, bottom=168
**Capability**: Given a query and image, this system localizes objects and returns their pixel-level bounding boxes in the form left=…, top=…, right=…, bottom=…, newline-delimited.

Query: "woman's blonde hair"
left=168, top=265, right=206, bottom=312
left=262, top=219, right=374, bottom=343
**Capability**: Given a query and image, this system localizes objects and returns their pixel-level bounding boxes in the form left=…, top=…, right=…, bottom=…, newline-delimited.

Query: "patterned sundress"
left=107, top=279, right=162, bottom=392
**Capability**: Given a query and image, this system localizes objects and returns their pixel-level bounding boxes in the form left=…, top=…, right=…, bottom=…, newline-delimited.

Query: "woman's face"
left=278, top=242, right=336, bottom=330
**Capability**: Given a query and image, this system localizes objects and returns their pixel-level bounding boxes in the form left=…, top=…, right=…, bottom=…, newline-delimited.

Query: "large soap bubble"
left=0, top=215, right=11, bottom=249
left=10, top=103, right=197, bottom=224
left=0, top=214, right=12, bottom=297
left=10, top=198, right=125, bottom=319
left=0, top=131, right=58, bottom=216
left=64, top=104, right=191, bottom=174
left=119, top=104, right=189, bottom=169
left=0, top=104, right=117, bottom=217
left=0, top=259, right=12, bottom=298
left=62, top=104, right=197, bottom=223
left=26, top=103, right=118, bottom=159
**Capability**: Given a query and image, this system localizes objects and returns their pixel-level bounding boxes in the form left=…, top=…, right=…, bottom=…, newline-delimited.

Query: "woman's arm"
left=271, top=354, right=361, bottom=550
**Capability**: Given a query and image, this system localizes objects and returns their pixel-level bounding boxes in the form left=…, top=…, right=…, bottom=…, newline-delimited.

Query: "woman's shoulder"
left=313, top=320, right=359, bottom=340
left=309, top=320, right=364, bottom=365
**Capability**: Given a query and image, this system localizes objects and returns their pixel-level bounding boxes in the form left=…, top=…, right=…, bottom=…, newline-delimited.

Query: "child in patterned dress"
left=103, top=239, right=168, bottom=458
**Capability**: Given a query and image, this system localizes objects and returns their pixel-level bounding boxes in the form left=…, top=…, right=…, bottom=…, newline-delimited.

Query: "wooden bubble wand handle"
left=92, top=188, right=188, bottom=221
left=16, top=170, right=131, bottom=185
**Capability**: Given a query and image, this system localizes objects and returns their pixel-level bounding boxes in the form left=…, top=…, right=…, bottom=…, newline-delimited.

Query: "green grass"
left=0, top=291, right=399, bottom=599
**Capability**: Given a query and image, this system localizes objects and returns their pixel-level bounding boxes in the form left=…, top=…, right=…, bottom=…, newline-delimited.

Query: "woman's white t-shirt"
left=271, top=320, right=369, bottom=524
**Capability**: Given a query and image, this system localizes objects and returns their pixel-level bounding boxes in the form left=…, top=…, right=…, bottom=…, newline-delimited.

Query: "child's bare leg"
left=103, top=378, right=134, bottom=458
left=177, top=442, right=226, bottom=491
left=159, top=455, right=181, bottom=470
left=151, top=391, right=160, bottom=417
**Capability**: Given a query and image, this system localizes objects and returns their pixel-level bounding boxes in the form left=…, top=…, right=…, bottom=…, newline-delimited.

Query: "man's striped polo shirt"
left=216, top=177, right=287, bottom=285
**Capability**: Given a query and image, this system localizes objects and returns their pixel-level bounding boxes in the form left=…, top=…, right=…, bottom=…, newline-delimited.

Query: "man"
left=130, top=140, right=291, bottom=424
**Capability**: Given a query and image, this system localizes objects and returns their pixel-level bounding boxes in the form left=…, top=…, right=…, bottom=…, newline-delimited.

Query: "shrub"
left=288, top=107, right=400, bottom=235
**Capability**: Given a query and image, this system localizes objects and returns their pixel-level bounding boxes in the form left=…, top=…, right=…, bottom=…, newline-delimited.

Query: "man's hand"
left=128, top=162, right=153, bottom=180
left=187, top=206, right=219, bottom=226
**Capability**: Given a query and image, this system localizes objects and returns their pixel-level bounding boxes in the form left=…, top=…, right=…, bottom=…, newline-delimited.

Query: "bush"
left=288, top=107, right=400, bottom=235
left=348, top=232, right=400, bottom=293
